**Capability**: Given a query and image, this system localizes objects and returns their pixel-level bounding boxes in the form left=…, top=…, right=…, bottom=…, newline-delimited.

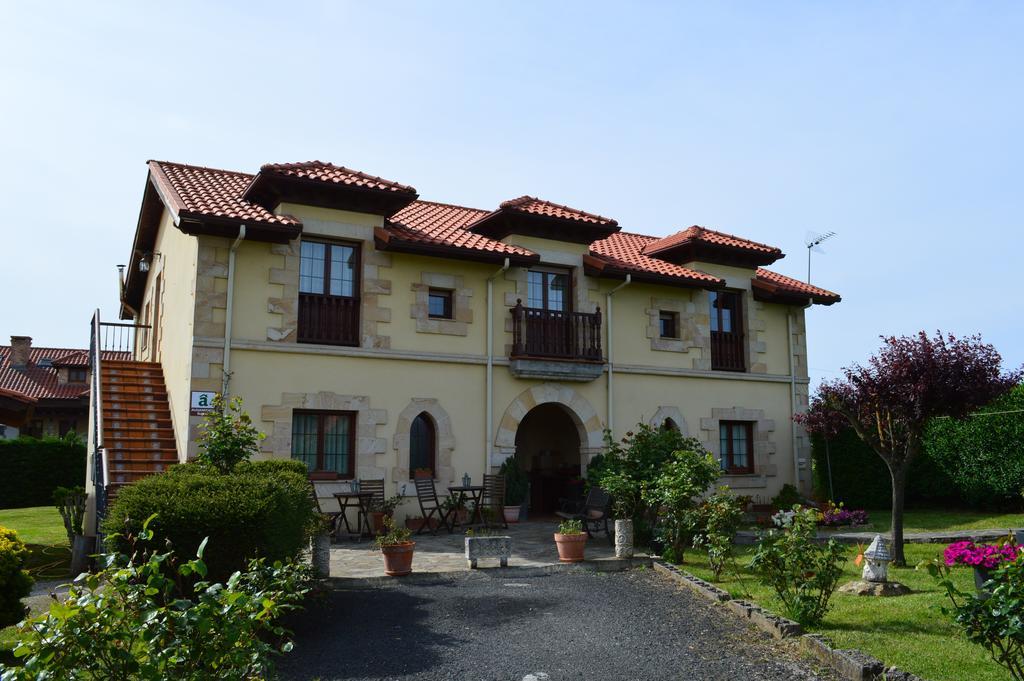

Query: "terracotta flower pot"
left=381, top=541, right=416, bottom=576
left=503, top=506, right=521, bottom=524
left=554, top=532, right=587, bottom=563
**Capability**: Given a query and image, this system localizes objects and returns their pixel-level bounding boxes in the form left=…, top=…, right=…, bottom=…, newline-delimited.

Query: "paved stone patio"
left=330, top=521, right=646, bottom=578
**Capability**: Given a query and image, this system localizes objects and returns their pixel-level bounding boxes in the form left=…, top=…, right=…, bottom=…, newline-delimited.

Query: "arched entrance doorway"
left=514, top=403, right=583, bottom=515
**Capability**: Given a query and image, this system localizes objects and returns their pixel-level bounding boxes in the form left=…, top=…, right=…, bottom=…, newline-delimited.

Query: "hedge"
left=811, top=385, right=1024, bottom=510
left=926, top=385, right=1024, bottom=508
left=102, top=460, right=319, bottom=583
left=0, top=437, right=86, bottom=509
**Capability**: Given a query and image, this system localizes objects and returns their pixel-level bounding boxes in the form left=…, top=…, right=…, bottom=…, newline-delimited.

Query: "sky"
left=1, top=1, right=1021, bottom=389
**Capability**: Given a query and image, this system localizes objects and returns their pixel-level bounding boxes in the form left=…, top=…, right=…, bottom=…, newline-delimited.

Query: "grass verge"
left=678, top=543, right=1009, bottom=681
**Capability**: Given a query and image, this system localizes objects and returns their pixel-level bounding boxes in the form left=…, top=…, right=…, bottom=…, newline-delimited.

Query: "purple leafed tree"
left=796, top=331, right=1021, bottom=565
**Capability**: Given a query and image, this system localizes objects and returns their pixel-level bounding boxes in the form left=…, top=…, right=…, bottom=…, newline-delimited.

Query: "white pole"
left=605, top=275, right=631, bottom=436
left=486, top=258, right=510, bottom=474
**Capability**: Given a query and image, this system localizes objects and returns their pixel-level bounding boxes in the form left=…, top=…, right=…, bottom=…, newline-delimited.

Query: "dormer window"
left=298, top=239, right=360, bottom=346
left=69, top=368, right=87, bottom=383
left=527, top=268, right=570, bottom=312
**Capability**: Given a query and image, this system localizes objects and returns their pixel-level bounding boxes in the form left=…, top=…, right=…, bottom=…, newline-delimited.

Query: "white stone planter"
left=465, top=535, right=512, bottom=568
left=312, top=532, right=331, bottom=578
left=614, top=519, right=634, bottom=558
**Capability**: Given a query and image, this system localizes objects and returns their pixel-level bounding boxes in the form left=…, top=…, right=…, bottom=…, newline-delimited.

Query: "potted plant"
left=464, top=528, right=512, bottom=569
left=943, top=539, right=1023, bottom=592
left=53, top=486, right=89, bottom=574
left=368, top=495, right=403, bottom=535
left=554, top=519, right=587, bottom=563
left=377, top=516, right=415, bottom=576
left=500, top=456, right=528, bottom=523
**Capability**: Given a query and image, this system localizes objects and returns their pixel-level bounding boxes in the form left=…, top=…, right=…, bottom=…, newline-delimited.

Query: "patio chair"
left=357, top=478, right=386, bottom=533
left=556, top=486, right=613, bottom=545
left=482, top=474, right=507, bottom=529
left=310, top=479, right=356, bottom=539
left=413, top=473, right=453, bottom=535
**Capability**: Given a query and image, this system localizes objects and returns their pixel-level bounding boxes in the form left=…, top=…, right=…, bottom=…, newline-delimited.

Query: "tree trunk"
left=888, top=463, right=908, bottom=566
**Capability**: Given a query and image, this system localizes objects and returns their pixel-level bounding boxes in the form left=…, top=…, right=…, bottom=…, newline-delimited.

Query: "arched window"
left=409, top=412, right=436, bottom=479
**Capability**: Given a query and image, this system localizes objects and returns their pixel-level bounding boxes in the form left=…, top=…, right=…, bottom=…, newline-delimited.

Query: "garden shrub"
left=0, top=526, right=33, bottom=628
left=923, top=553, right=1024, bottom=680
left=644, top=448, right=719, bottom=563
left=691, top=487, right=745, bottom=579
left=597, top=424, right=707, bottom=544
left=0, top=436, right=85, bottom=509
left=749, top=506, right=846, bottom=626
left=769, top=483, right=804, bottom=509
left=926, top=384, right=1024, bottom=509
left=2, top=517, right=310, bottom=680
left=102, top=460, right=318, bottom=583
left=196, top=395, right=266, bottom=473
left=53, top=485, right=87, bottom=546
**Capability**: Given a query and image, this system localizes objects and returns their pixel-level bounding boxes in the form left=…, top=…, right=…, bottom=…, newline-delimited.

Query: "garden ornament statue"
left=839, top=532, right=911, bottom=596
left=862, top=534, right=891, bottom=582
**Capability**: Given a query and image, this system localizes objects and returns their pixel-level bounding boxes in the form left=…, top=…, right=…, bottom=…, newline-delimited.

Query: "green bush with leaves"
left=195, top=395, right=266, bottom=473
left=102, top=460, right=318, bottom=583
left=500, top=456, right=529, bottom=506
left=53, top=485, right=87, bottom=546
left=643, top=447, right=719, bottom=562
left=0, top=526, right=33, bottom=628
left=749, top=506, right=846, bottom=626
left=1, top=516, right=310, bottom=680
left=922, top=553, right=1024, bottom=680
left=597, top=424, right=708, bottom=543
left=692, top=487, right=745, bottom=579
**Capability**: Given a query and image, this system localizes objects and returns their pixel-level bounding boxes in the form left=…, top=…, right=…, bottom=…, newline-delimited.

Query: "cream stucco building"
left=85, top=159, right=840, bottom=527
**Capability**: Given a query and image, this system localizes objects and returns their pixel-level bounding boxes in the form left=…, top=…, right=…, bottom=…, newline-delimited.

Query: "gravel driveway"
left=278, top=568, right=833, bottom=681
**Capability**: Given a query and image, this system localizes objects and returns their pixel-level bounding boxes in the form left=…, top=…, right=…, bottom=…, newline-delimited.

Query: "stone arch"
left=493, top=383, right=604, bottom=467
left=647, top=406, right=690, bottom=436
left=393, top=398, right=456, bottom=484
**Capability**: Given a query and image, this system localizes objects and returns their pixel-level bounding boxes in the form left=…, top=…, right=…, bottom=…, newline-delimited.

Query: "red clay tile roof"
left=498, top=196, right=618, bottom=226
left=384, top=201, right=538, bottom=261
left=754, top=268, right=841, bottom=304
left=258, top=161, right=417, bottom=194
left=149, top=161, right=299, bottom=226
left=588, top=232, right=725, bottom=286
left=642, top=226, right=782, bottom=258
left=0, top=346, right=130, bottom=402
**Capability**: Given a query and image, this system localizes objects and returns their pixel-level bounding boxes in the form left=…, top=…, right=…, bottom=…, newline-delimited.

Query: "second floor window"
left=710, top=290, right=744, bottom=371
left=428, top=288, right=453, bottom=319
left=527, top=269, right=570, bottom=311
left=298, top=240, right=360, bottom=346
left=659, top=310, right=679, bottom=339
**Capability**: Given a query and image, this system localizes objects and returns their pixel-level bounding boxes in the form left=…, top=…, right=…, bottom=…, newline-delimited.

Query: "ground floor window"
left=291, top=410, right=356, bottom=478
left=719, top=421, right=754, bottom=474
left=409, top=412, right=436, bottom=478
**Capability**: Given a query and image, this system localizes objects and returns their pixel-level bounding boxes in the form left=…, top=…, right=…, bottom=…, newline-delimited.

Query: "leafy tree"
left=196, top=395, right=265, bottom=473
left=644, top=449, right=720, bottom=562
left=797, top=331, right=1020, bottom=564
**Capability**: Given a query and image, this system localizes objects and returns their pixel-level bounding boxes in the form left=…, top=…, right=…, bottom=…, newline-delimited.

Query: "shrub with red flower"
left=818, top=501, right=869, bottom=528
left=943, top=540, right=1023, bottom=569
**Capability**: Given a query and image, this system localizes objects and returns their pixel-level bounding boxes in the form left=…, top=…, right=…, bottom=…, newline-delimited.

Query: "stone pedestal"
left=839, top=579, right=911, bottom=597
left=312, top=532, right=331, bottom=578
left=614, top=519, right=634, bottom=558
left=465, top=536, right=511, bottom=568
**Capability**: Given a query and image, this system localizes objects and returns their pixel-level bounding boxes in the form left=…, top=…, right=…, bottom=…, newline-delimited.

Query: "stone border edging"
left=651, top=560, right=928, bottom=681
left=735, top=528, right=1022, bottom=546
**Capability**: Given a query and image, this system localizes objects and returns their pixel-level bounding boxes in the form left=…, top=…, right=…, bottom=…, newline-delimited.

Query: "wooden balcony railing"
left=711, top=330, right=745, bottom=371
left=510, top=300, right=602, bottom=362
left=298, top=293, right=360, bottom=346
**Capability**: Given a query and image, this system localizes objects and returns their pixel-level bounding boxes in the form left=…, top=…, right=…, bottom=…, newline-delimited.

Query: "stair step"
left=104, top=439, right=177, bottom=450
left=105, top=428, right=175, bottom=439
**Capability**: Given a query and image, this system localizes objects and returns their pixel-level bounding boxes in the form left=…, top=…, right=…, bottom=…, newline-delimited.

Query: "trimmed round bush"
left=102, top=460, right=318, bottom=582
left=0, top=525, right=33, bottom=627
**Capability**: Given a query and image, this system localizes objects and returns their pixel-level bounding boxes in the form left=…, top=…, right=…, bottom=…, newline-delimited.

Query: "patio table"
left=333, top=491, right=376, bottom=539
left=447, top=485, right=485, bottom=528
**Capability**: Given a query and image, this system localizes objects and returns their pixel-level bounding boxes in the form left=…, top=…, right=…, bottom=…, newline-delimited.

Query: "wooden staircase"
left=100, top=360, right=178, bottom=497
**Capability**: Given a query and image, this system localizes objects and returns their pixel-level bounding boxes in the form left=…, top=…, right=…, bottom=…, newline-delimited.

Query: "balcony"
left=298, top=293, right=360, bottom=346
left=509, top=301, right=603, bottom=382
left=710, top=330, right=745, bottom=371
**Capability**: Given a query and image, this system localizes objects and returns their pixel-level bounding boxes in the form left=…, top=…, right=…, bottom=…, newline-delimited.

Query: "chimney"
left=9, top=336, right=31, bottom=369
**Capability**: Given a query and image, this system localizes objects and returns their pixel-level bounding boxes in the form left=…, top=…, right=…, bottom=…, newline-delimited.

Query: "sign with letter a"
left=190, top=391, right=217, bottom=415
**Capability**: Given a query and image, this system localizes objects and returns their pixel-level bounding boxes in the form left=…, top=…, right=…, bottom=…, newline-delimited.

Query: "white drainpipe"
left=222, top=225, right=246, bottom=396
left=787, top=304, right=812, bottom=492
left=486, top=257, right=511, bottom=473
left=605, top=275, right=632, bottom=436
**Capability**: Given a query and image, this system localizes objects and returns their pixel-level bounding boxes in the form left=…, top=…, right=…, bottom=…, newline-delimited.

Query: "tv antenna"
left=805, top=230, right=836, bottom=284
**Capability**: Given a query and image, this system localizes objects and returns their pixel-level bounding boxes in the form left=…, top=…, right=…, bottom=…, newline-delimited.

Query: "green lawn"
left=679, top=543, right=1012, bottom=681
left=863, top=508, right=1024, bottom=534
left=0, top=506, right=71, bottom=579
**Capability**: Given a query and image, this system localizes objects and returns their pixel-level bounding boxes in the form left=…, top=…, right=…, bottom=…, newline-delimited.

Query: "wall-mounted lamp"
left=137, top=252, right=161, bottom=273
